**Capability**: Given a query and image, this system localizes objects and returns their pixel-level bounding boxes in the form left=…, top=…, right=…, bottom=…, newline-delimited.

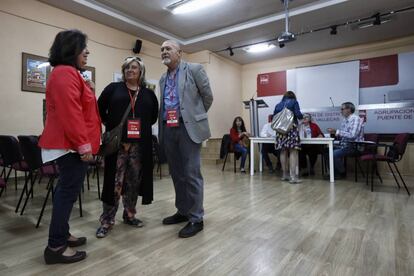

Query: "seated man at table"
left=299, top=113, right=324, bottom=176
left=326, top=102, right=364, bottom=179
left=260, top=114, right=281, bottom=173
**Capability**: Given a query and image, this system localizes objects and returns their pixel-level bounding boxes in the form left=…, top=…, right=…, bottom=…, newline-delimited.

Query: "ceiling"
left=39, top=0, right=414, bottom=64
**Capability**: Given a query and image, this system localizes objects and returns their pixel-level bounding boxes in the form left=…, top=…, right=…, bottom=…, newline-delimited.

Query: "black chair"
left=220, top=134, right=240, bottom=173
left=360, top=133, right=410, bottom=195
left=0, top=135, right=30, bottom=191
left=17, top=135, right=83, bottom=227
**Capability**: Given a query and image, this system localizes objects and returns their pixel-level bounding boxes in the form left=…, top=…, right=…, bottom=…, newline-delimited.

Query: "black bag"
left=99, top=93, right=137, bottom=157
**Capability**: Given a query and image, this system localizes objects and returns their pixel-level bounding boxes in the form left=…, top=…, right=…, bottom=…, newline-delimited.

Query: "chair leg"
left=36, top=177, right=54, bottom=228
left=233, top=153, right=236, bottom=173
left=15, top=170, right=17, bottom=190
left=222, top=152, right=228, bottom=171
left=392, top=163, right=410, bottom=196
left=365, top=161, right=369, bottom=186
left=387, top=161, right=401, bottom=189
left=86, top=170, right=90, bottom=191
left=0, top=187, right=4, bottom=198
left=96, top=165, right=101, bottom=199
left=375, top=169, right=383, bottom=184
left=78, top=193, right=83, bottom=217
left=21, top=172, right=37, bottom=215
left=15, top=172, right=31, bottom=213
left=5, top=167, right=12, bottom=183
left=370, top=161, right=375, bottom=192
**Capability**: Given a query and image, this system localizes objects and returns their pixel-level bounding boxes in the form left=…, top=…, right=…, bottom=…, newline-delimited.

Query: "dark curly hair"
left=48, top=29, right=87, bottom=70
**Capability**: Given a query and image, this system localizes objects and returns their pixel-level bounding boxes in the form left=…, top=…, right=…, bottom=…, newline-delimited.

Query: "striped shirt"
left=336, top=113, right=364, bottom=147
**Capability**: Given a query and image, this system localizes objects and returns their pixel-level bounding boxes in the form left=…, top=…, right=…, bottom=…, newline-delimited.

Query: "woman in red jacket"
left=299, top=113, right=324, bottom=176
left=39, top=30, right=101, bottom=264
left=230, top=117, right=250, bottom=173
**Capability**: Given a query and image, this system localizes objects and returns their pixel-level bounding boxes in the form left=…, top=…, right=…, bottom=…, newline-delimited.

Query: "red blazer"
left=309, top=122, right=323, bottom=138
left=39, top=65, right=102, bottom=154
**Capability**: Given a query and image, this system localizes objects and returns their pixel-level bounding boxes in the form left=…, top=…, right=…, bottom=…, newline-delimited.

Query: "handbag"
left=271, top=106, right=294, bottom=134
left=99, top=93, right=137, bottom=157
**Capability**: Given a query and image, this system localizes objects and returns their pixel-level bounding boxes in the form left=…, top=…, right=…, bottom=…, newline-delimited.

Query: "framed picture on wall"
left=113, top=72, right=123, bottom=82
left=81, top=66, right=96, bottom=83
left=21, top=52, right=51, bottom=93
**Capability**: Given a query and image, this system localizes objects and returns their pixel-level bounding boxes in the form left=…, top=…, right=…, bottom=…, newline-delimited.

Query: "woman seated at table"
left=230, top=116, right=250, bottom=173
left=299, top=113, right=324, bottom=176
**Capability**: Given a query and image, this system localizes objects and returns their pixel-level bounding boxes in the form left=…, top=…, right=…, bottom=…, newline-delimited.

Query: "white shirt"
left=260, top=123, right=276, bottom=138
left=41, top=149, right=72, bottom=163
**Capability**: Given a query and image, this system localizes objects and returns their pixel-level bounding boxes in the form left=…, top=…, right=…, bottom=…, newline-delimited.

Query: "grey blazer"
left=159, top=61, right=213, bottom=144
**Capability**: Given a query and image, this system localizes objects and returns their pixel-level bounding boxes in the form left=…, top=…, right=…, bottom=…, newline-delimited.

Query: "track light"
left=373, top=13, right=381, bottom=25
left=330, top=25, right=337, bottom=35
left=227, top=47, right=234, bottom=56
left=279, top=43, right=285, bottom=48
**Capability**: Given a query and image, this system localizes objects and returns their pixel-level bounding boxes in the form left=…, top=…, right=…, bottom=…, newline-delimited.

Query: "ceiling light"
left=227, top=47, right=234, bottom=56
left=356, top=16, right=391, bottom=29
left=279, top=43, right=285, bottom=48
left=330, top=25, right=337, bottom=35
left=167, top=0, right=223, bottom=15
left=244, top=43, right=276, bottom=53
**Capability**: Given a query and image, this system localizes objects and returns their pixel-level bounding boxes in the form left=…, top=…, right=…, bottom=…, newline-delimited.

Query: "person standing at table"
left=159, top=40, right=213, bottom=238
left=260, top=114, right=281, bottom=173
left=299, top=113, right=324, bottom=176
left=39, top=29, right=101, bottom=264
left=327, top=102, right=364, bottom=179
left=96, top=57, right=158, bottom=238
left=273, top=91, right=303, bottom=183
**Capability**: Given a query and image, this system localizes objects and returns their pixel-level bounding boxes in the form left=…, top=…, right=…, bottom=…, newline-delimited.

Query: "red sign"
left=257, top=71, right=286, bottom=97
left=360, top=55, right=399, bottom=88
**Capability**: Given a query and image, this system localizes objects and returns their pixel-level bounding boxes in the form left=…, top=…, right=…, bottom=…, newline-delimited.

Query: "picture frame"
left=81, top=66, right=96, bottom=83
left=113, top=72, right=123, bottom=82
left=21, top=52, right=51, bottom=93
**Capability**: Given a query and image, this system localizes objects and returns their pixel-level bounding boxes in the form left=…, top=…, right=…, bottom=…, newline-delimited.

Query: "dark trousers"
left=163, top=123, right=204, bottom=223
left=48, top=153, right=87, bottom=248
left=261, top=143, right=280, bottom=169
left=299, top=145, right=321, bottom=170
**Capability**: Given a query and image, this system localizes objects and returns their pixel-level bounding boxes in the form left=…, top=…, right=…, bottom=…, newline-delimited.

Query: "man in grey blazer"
left=159, top=40, right=213, bottom=238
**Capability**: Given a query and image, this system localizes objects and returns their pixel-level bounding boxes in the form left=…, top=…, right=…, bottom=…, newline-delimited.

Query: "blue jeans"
left=333, top=146, right=355, bottom=174
left=48, top=153, right=87, bottom=248
left=233, top=143, right=248, bottom=169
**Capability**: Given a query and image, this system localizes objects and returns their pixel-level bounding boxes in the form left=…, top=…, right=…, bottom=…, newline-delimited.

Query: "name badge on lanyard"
left=127, top=119, right=141, bottom=138
left=127, top=88, right=141, bottom=139
left=166, top=109, right=179, bottom=127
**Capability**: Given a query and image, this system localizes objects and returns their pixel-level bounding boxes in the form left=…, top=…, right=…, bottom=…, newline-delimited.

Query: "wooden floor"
left=0, top=165, right=413, bottom=276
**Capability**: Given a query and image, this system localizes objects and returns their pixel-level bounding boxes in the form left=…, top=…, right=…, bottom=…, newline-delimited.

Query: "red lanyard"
left=128, top=88, right=138, bottom=118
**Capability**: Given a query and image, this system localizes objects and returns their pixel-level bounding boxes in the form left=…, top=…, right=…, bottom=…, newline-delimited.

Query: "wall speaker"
left=132, top=39, right=142, bottom=54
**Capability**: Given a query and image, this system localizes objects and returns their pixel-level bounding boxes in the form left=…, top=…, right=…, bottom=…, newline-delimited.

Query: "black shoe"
left=178, top=221, right=204, bottom=238
left=162, top=213, right=189, bottom=225
left=44, top=246, right=86, bottom=265
left=309, top=169, right=315, bottom=176
left=123, top=217, right=144, bottom=227
left=67, top=237, right=87, bottom=247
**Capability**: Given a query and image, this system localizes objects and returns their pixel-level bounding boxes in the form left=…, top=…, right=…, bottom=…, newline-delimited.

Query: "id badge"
left=127, top=119, right=141, bottom=138
left=166, top=109, right=179, bottom=127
